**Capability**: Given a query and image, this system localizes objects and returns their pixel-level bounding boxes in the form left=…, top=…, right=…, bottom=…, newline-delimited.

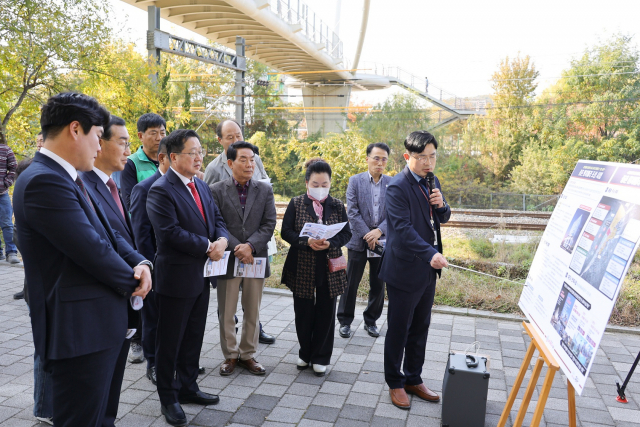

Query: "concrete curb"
left=263, top=287, right=640, bottom=336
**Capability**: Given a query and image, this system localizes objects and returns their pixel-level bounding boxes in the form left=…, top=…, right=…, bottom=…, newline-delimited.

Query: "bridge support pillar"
left=302, top=85, right=351, bottom=136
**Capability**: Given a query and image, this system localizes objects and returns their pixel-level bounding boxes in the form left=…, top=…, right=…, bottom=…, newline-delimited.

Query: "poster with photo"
left=519, top=161, right=640, bottom=394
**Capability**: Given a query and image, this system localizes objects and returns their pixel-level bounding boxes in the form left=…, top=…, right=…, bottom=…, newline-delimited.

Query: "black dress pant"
left=49, top=340, right=126, bottom=427
left=141, top=289, right=159, bottom=368
left=337, top=248, right=385, bottom=327
left=384, top=270, right=436, bottom=389
left=293, top=284, right=337, bottom=365
left=156, top=282, right=210, bottom=406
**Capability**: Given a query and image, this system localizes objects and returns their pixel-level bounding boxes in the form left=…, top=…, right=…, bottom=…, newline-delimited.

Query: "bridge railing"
left=362, top=62, right=487, bottom=112
left=268, top=0, right=343, bottom=60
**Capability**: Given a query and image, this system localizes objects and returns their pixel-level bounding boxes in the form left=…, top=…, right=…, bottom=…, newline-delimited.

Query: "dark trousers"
left=384, top=273, right=436, bottom=389
left=49, top=340, right=126, bottom=427
left=141, top=290, right=159, bottom=368
left=293, top=285, right=337, bottom=365
left=156, top=282, right=210, bottom=406
left=337, top=248, right=385, bottom=327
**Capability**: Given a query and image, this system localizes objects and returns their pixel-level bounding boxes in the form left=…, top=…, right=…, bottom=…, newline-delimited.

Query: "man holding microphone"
left=378, top=130, right=450, bottom=409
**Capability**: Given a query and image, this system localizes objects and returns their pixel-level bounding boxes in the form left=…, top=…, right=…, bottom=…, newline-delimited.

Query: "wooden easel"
left=497, top=322, right=577, bottom=427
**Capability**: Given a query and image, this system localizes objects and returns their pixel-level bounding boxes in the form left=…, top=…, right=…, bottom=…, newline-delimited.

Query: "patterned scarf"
left=307, top=191, right=328, bottom=222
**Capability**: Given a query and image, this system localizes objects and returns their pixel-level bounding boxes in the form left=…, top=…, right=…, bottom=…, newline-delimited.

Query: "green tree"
left=0, top=0, right=112, bottom=148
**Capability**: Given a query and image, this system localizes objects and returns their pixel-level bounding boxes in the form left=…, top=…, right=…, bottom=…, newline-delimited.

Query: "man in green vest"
left=121, top=113, right=166, bottom=211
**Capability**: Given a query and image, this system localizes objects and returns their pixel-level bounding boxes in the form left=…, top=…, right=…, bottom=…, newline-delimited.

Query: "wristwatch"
left=137, top=260, right=153, bottom=273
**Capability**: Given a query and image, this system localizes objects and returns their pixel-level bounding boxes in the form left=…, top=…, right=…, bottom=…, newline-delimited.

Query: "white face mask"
left=308, top=186, right=330, bottom=200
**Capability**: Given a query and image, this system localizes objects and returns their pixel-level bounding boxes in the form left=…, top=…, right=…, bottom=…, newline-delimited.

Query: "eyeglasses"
left=410, top=153, right=437, bottom=164
left=368, top=156, right=388, bottom=163
left=177, top=150, right=204, bottom=159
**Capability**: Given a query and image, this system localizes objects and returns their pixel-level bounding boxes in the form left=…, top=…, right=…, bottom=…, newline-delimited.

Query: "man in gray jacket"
left=210, top=141, right=276, bottom=376
left=338, top=143, right=392, bottom=338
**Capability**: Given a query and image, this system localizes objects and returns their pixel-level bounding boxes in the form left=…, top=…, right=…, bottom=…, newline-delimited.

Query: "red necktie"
left=75, top=176, right=95, bottom=212
left=187, top=182, right=205, bottom=220
left=106, top=178, right=126, bottom=219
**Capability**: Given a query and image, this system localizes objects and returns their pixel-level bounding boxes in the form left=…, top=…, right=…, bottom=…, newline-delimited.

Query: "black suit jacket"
left=378, top=167, right=451, bottom=292
left=130, top=170, right=162, bottom=261
left=147, top=168, right=228, bottom=298
left=13, top=153, right=145, bottom=360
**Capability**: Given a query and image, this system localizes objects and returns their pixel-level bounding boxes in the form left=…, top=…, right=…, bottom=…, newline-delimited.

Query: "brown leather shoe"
left=238, top=358, right=266, bottom=375
left=389, top=388, right=411, bottom=409
left=219, top=358, right=237, bottom=376
left=404, top=383, right=440, bottom=402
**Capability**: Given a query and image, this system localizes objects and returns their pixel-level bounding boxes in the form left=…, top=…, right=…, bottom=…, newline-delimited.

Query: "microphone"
left=426, top=172, right=436, bottom=205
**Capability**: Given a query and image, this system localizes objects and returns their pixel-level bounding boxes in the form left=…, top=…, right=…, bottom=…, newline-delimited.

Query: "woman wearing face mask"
left=281, top=158, right=352, bottom=376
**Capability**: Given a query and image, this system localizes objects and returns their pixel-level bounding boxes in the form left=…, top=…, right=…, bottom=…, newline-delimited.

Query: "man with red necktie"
left=147, top=129, right=229, bottom=426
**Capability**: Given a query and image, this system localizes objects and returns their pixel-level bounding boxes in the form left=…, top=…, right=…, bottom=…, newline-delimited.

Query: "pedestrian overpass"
left=121, top=0, right=484, bottom=133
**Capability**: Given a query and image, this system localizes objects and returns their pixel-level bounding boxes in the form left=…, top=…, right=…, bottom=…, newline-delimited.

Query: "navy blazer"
left=147, top=168, right=228, bottom=298
left=378, top=167, right=451, bottom=291
left=13, top=153, right=145, bottom=360
left=130, top=170, right=162, bottom=261
left=80, top=170, right=136, bottom=248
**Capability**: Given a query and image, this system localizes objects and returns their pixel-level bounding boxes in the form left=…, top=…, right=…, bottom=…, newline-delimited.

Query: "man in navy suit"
left=147, top=129, right=229, bottom=426
left=79, top=114, right=143, bottom=426
left=129, top=137, right=171, bottom=385
left=378, top=131, right=450, bottom=410
left=13, top=92, right=152, bottom=427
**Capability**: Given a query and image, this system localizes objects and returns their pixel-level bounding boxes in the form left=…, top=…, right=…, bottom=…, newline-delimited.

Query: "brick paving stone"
left=229, top=407, right=269, bottom=425
left=303, top=404, right=341, bottom=422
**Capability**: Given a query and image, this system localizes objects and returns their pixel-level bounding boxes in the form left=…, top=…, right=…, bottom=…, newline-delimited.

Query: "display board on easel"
left=518, top=160, right=640, bottom=394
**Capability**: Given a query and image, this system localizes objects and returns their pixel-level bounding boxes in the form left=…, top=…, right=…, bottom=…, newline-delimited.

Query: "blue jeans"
left=0, top=192, right=16, bottom=255
left=33, top=352, right=53, bottom=418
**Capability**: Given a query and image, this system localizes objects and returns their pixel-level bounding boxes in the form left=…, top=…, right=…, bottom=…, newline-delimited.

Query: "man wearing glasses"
left=147, top=129, right=229, bottom=426
left=378, top=131, right=450, bottom=410
left=338, top=143, right=392, bottom=339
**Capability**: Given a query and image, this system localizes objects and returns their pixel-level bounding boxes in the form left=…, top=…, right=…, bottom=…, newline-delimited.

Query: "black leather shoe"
left=198, top=366, right=205, bottom=375
left=13, top=290, right=24, bottom=300
left=146, top=366, right=156, bottom=385
left=178, top=390, right=220, bottom=406
left=259, top=329, right=276, bottom=344
left=339, top=324, right=351, bottom=338
left=161, top=403, right=187, bottom=426
left=364, top=324, right=380, bottom=338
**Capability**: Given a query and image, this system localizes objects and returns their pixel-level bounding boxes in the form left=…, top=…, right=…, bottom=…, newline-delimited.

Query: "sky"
left=109, top=0, right=640, bottom=104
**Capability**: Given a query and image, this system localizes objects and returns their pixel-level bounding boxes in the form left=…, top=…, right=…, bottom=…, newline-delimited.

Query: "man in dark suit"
left=378, top=130, right=450, bottom=410
left=338, top=142, right=392, bottom=339
left=129, top=137, right=171, bottom=386
left=79, top=114, right=144, bottom=426
left=13, top=92, right=152, bottom=427
left=210, top=141, right=276, bottom=377
left=147, top=129, right=229, bottom=426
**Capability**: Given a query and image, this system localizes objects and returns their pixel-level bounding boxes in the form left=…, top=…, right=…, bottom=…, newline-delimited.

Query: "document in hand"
left=234, top=257, right=267, bottom=278
left=299, top=221, right=347, bottom=240
left=203, top=251, right=231, bottom=277
left=367, top=239, right=386, bottom=258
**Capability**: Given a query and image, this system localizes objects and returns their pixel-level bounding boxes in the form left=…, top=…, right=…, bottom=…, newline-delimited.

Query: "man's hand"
left=308, top=238, right=330, bottom=251
left=234, top=243, right=254, bottom=264
left=208, top=240, right=226, bottom=261
left=132, top=264, right=152, bottom=298
left=429, top=188, right=444, bottom=208
left=363, top=228, right=382, bottom=244
left=430, top=253, right=448, bottom=269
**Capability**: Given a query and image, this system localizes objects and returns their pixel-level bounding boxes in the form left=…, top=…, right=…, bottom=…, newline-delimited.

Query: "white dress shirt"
left=39, top=148, right=78, bottom=181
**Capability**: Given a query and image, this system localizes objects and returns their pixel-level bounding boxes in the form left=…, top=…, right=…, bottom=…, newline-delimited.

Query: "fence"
left=446, top=190, right=559, bottom=211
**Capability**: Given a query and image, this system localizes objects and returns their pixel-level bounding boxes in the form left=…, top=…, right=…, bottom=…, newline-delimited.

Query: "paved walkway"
left=0, top=263, right=638, bottom=426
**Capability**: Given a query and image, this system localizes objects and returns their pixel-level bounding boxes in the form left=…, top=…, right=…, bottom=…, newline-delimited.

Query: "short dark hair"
left=102, top=115, right=126, bottom=141
left=158, top=136, right=169, bottom=157
left=227, top=141, right=255, bottom=161
left=137, top=113, right=166, bottom=133
left=36, top=131, right=42, bottom=136
left=304, top=157, right=332, bottom=181
left=404, top=130, right=438, bottom=154
left=216, top=119, right=242, bottom=139
left=164, top=129, right=199, bottom=159
left=251, top=144, right=260, bottom=156
left=367, top=142, right=390, bottom=156
left=16, top=158, right=33, bottom=179
left=40, top=92, right=110, bottom=141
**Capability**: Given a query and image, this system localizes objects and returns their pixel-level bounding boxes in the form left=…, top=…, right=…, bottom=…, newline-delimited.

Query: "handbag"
left=328, top=255, right=347, bottom=272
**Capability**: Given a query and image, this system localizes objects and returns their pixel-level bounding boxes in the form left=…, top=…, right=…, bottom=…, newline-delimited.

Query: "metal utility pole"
left=235, top=37, right=246, bottom=134
left=147, top=6, right=161, bottom=83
